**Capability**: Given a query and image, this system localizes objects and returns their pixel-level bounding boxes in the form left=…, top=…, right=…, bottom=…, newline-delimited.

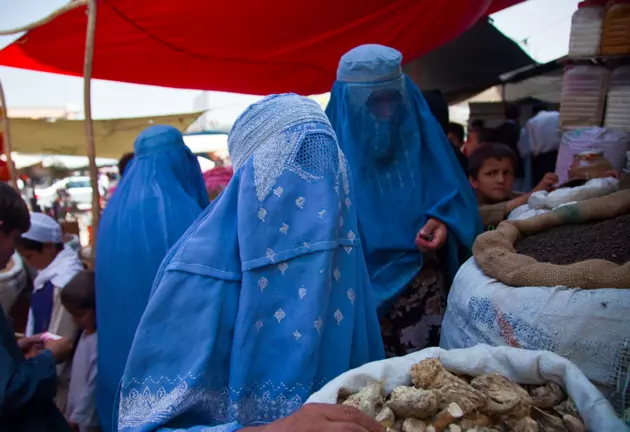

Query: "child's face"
left=470, top=157, right=515, bottom=201
left=17, top=244, right=57, bottom=270
left=67, top=306, right=96, bottom=333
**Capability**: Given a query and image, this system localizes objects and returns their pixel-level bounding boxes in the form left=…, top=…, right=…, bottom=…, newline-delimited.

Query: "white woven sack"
left=307, top=344, right=627, bottom=431
left=441, top=258, right=630, bottom=421
left=528, top=177, right=618, bottom=210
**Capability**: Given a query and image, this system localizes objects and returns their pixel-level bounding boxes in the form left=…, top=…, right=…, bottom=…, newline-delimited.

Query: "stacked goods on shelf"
left=605, top=65, right=630, bottom=131
left=601, top=0, right=630, bottom=55
left=569, top=0, right=607, bottom=57
left=559, top=65, right=609, bottom=130
left=558, top=1, right=630, bottom=184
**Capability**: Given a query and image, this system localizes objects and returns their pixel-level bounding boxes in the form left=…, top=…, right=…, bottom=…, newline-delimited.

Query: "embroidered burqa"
left=96, top=125, right=209, bottom=432
left=326, top=45, right=481, bottom=314
left=118, top=94, right=384, bottom=431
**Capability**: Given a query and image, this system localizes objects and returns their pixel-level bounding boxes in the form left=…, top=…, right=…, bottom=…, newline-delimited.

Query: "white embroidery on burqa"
left=333, top=268, right=341, bottom=282
left=344, top=246, right=353, bottom=255
left=298, top=287, right=307, bottom=299
left=118, top=374, right=324, bottom=429
left=274, top=309, right=286, bottom=323
left=313, top=317, right=323, bottom=333
left=345, top=197, right=352, bottom=209
left=347, top=231, right=356, bottom=241
left=228, top=95, right=329, bottom=201
left=295, top=197, right=305, bottom=209
left=347, top=289, right=356, bottom=305
left=258, top=277, right=268, bottom=292
left=257, top=208, right=267, bottom=222
left=293, top=330, right=302, bottom=340
left=266, top=248, right=275, bottom=262
left=303, top=242, right=310, bottom=249
left=255, top=320, right=263, bottom=332
left=278, top=262, right=288, bottom=275
left=317, top=209, right=327, bottom=219
left=279, top=223, right=289, bottom=235
left=334, top=309, right=344, bottom=325
left=273, top=186, right=284, bottom=198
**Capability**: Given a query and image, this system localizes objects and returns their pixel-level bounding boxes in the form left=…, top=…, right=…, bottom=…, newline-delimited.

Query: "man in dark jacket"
left=493, top=103, right=524, bottom=185
left=0, top=182, right=74, bottom=431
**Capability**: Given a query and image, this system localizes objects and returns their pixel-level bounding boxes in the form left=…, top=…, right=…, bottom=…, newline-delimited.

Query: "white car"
left=36, top=176, right=94, bottom=210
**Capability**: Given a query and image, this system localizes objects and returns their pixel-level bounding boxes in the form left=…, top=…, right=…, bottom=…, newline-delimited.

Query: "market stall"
left=441, top=1, right=630, bottom=422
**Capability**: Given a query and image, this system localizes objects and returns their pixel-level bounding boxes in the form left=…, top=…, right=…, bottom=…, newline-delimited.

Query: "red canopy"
left=0, top=0, right=525, bottom=95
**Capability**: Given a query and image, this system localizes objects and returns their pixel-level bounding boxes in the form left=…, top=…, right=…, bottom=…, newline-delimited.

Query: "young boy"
left=16, top=212, right=85, bottom=412
left=468, top=143, right=558, bottom=231
left=61, top=271, right=100, bottom=432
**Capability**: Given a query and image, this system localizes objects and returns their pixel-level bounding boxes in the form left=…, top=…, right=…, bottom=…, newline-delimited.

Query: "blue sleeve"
left=0, top=347, right=57, bottom=413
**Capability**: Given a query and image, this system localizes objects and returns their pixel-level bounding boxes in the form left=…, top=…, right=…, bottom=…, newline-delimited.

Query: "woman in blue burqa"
left=117, top=94, right=384, bottom=431
left=95, top=125, right=209, bottom=431
left=326, top=45, right=482, bottom=357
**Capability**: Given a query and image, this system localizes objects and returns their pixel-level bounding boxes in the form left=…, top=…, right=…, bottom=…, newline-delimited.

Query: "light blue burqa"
left=118, top=95, right=384, bottom=431
left=326, top=45, right=482, bottom=314
left=96, top=125, right=209, bottom=432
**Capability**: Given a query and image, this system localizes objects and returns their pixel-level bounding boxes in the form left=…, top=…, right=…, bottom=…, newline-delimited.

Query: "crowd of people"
left=1, top=44, right=566, bottom=432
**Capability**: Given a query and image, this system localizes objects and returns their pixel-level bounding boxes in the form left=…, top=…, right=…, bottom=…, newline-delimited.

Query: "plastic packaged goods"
left=601, top=0, right=630, bottom=55
left=559, top=65, right=610, bottom=130
left=569, top=1, right=607, bottom=57
left=605, top=66, right=630, bottom=131
left=555, top=127, right=630, bottom=183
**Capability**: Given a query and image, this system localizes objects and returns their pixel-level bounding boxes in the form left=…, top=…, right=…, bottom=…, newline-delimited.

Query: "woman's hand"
left=416, top=218, right=447, bottom=253
left=17, top=335, right=45, bottom=358
left=242, top=404, right=385, bottom=432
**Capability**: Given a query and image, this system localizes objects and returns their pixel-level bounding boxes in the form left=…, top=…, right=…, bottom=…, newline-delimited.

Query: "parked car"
left=36, top=176, right=93, bottom=211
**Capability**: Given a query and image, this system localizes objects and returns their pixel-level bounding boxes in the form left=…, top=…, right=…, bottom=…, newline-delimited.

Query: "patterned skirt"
left=380, top=261, right=445, bottom=358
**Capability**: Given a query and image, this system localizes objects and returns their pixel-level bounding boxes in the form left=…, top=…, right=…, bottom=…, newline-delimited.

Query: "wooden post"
left=0, top=78, right=18, bottom=189
left=84, top=0, right=100, bottom=257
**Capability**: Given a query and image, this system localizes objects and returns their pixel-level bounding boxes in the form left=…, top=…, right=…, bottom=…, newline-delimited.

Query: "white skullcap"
left=22, top=213, right=63, bottom=244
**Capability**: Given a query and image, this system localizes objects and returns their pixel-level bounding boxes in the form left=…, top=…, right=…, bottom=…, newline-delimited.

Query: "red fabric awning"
left=0, top=0, right=525, bottom=95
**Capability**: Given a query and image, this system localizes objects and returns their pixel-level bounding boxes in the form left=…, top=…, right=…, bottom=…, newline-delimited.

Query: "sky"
left=0, top=0, right=580, bottom=120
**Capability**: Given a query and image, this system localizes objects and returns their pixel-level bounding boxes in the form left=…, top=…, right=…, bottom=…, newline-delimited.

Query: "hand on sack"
left=416, top=218, right=447, bottom=253
left=533, top=173, right=559, bottom=193
left=241, top=404, right=385, bottom=432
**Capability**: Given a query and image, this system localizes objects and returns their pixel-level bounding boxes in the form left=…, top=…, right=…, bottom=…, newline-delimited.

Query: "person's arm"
left=478, top=195, right=529, bottom=227
left=0, top=346, right=57, bottom=413
left=68, top=339, right=99, bottom=429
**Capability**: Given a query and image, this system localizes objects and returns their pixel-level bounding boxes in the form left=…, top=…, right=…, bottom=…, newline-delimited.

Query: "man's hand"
left=532, top=173, right=559, bottom=192
left=415, top=218, right=447, bottom=253
left=44, top=337, right=74, bottom=364
left=242, top=404, right=385, bottom=432
left=17, top=336, right=45, bottom=359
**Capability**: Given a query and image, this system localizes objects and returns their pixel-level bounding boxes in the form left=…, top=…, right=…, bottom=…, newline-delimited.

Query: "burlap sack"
left=473, top=189, right=630, bottom=288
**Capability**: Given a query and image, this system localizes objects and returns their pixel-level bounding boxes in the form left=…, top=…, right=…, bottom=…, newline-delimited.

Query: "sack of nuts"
left=306, top=345, right=627, bottom=431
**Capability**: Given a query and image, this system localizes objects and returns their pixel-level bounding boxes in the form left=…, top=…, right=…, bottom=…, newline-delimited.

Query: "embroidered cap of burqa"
left=326, top=44, right=481, bottom=313
left=118, top=94, right=384, bottom=431
left=95, top=125, right=209, bottom=432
